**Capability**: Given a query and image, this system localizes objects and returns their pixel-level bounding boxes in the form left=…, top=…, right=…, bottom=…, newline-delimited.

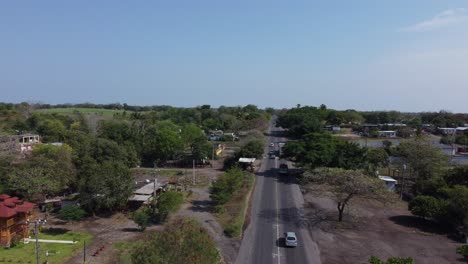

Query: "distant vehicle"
left=269, top=143, right=275, bottom=147
left=279, top=164, right=288, bottom=175
left=285, top=232, right=298, bottom=247
left=269, top=152, right=276, bottom=159
left=145, top=179, right=151, bottom=183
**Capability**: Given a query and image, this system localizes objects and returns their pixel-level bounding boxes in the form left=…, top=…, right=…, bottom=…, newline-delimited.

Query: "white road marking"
left=275, top=159, right=281, bottom=264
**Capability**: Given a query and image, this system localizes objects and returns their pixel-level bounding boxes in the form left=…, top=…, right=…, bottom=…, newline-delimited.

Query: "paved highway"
left=236, top=119, right=321, bottom=264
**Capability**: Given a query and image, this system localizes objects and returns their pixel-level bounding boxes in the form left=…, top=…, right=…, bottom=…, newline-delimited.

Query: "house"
left=438, top=128, right=457, bottom=135
left=456, top=127, right=468, bottom=134
left=0, top=134, right=40, bottom=155
left=378, top=131, right=397, bottom=138
left=378, top=176, right=398, bottom=191
left=207, top=130, right=223, bottom=141
left=128, top=182, right=166, bottom=207
left=324, top=125, right=341, bottom=133
left=0, top=194, right=35, bottom=247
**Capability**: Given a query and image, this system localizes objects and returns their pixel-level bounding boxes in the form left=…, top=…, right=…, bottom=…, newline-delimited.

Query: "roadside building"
left=378, top=176, right=398, bottom=191
left=207, top=130, right=223, bottom=141
left=128, top=182, right=166, bottom=207
left=378, top=131, right=397, bottom=138
left=438, top=127, right=457, bottom=136
left=0, top=194, right=36, bottom=247
left=324, top=125, right=341, bottom=134
left=456, top=127, right=468, bottom=134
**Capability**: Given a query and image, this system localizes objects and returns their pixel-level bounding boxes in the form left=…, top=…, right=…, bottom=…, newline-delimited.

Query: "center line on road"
left=275, top=162, right=281, bottom=264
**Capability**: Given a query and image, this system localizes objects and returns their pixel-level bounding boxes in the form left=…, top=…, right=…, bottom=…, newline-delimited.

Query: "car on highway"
left=269, top=142, right=275, bottom=147
left=279, top=164, right=288, bottom=175
left=285, top=232, right=298, bottom=247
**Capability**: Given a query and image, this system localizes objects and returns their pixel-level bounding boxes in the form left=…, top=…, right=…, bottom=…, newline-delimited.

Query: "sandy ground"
left=303, top=188, right=466, bottom=264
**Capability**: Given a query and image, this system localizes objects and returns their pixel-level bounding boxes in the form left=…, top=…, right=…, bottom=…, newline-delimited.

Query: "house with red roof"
left=0, top=194, right=35, bottom=247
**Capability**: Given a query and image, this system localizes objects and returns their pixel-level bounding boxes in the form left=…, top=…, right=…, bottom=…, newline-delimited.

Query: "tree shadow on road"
left=255, top=168, right=296, bottom=185
left=189, top=199, right=213, bottom=213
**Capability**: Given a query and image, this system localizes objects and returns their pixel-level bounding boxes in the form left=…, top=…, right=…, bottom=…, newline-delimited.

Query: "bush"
left=457, top=245, right=468, bottom=258
left=59, top=205, right=86, bottom=221
left=409, top=195, right=445, bottom=219
left=131, top=218, right=220, bottom=264
left=224, top=223, right=241, bottom=237
left=156, top=191, right=184, bottom=222
left=133, top=208, right=151, bottom=231
left=210, top=167, right=244, bottom=205
left=369, top=256, right=414, bottom=264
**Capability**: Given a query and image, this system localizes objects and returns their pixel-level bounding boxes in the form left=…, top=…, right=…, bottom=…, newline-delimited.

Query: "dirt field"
left=303, top=188, right=466, bottom=264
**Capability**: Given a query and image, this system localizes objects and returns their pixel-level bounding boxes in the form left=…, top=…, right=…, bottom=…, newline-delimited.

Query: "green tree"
left=397, top=138, right=448, bottom=181
left=131, top=218, right=220, bottom=264
left=78, top=161, right=133, bottom=214
left=156, top=191, right=184, bottom=222
left=445, top=165, right=468, bottom=187
left=367, top=148, right=389, bottom=169
left=238, top=140, right=264, bottom=159
left=305, top=168, right=388, bottom=221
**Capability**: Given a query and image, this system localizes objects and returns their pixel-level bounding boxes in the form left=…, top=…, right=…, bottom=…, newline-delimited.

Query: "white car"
left=285, top=232, right=298, bottom=247
left=269, top=143, right=275, bottom=147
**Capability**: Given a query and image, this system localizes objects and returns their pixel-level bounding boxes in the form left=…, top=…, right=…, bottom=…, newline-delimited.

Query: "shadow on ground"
left=189, top=199, right=213, bottom=213
left=42, top=227, right=70, bottom=235
left=389, top=215, right=451, bottom=234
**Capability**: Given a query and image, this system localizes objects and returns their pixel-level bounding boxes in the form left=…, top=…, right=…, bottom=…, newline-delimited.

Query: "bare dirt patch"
left=303, top=189, right=465, bottom=264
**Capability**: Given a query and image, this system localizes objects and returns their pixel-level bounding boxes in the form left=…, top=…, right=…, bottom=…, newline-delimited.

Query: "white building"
left=378, top=131, right=397, bottom=138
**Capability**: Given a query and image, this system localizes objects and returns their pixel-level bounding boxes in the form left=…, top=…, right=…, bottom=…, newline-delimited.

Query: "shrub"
left=457, top=245, right=468, bottom=258
left=369, top=256, right=414, bottom=264
left=156, top=191, right=184, bottom=222
left=131, top=218, right=220, bottom=264
left=59, top=205, right=86, bottom=221
left=133, top=208, right=151, bottom=231
left=210, top=167, right=244, bottom=205
left=408, top=195, right=444, bottom=219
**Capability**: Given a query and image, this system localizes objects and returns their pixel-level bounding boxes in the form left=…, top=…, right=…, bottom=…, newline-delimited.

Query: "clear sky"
left=1, top=1, right=468, bottom=112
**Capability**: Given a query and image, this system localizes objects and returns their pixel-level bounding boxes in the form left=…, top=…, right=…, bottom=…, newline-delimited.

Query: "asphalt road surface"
left=236, top=119, right=321, bottom=264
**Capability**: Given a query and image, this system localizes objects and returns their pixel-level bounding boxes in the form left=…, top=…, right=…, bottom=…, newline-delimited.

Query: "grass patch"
left=36, top=107, right=131, bottom=117
left=0, top=228, right=92, bottom=264
left=215, top=173, right=255, bottom=238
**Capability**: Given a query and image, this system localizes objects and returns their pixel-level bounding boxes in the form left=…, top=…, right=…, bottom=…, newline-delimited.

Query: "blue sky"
left=1, top=1, right=468, bottom=112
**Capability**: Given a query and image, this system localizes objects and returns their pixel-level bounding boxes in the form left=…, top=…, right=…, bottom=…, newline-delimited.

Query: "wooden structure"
left=0, top=194, right=35, bottom=247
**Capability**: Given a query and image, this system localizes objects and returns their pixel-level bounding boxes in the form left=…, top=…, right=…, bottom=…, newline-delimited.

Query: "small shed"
left=379, top=131, right=397, bottom=138
left=378, top=175, right=398, bottom=191
left=238, top=158, right=256, bottom=171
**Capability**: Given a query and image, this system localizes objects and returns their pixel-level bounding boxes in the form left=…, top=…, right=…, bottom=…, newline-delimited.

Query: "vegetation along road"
left=236, top=118, right=321, bottom=264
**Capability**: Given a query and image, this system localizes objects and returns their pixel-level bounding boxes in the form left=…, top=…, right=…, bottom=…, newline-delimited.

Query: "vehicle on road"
left=285, top=232, right=298, bottom=247
left=279, top=164, right=288, bottom=175
left=269, top=142, right=275, bottom=147
left=269, top=150, right=276, bottom=159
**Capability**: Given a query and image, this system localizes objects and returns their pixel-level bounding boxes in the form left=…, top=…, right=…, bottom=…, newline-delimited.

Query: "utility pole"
left=400, top=164, right=406, bottom=200
left=212, top=143, right=215, bottom=167
left=34, top=221, right=40, bottom=264
left=192, top=159, right=195, bottom=185
left=83, top=240, right=86, bottom=264
left=153, top=161, right=158, bottom=215
left=29, top=218, right=46, bottom=264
